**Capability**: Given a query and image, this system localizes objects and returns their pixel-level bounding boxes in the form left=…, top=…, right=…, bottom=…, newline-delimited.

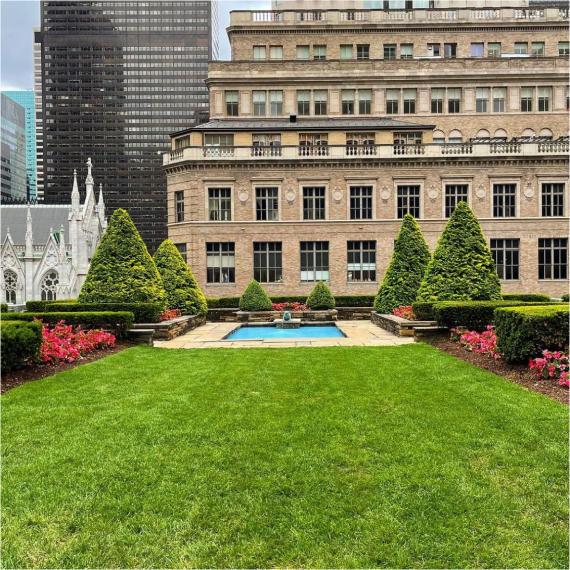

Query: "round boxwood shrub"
left=417, top=201, right=501, bottom=302
left=153, top=239, right=207, bottom=316
left=374, top=214, right=430, bottom=314
left=79, top=209, right=165, bottom=305
left=239, top=280, right=272, bottom=311
left=306, top=281, right=335, bottom=310
left=1, top=320, right=42, bottom=370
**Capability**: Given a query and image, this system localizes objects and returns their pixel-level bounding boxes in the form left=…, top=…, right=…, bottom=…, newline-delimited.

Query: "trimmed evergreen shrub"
left=306, top=282, right=335, bottom=310
left=502, top=293, right=551, bottom=302
left=411, top=301, right=436, bottom=321
left=36, top=302, right=163, bottom=323
left=26, top=300, right=76, bottom=312
left=333, top=295, right=375, bottom=308
left=1, top=320, right=43, bottom=369
left=1, top=303, right=8, bottom=312
left=434, top=300, right=557, bottom=331
left=2, top=311, right=133, bottom=336
left=562, top=294, right=569, bottom=302
left=207, top=297, right=241, bottom=309
left=417, top=201, right=501, bottom=302
left=495, top=304, right=569, bottom=362
left=153, top=239, right=207, bottom=316
left=78, top=209, right=165, bottom=305
left=374, top=214, right=430, bottom=313
left=239, top=280, right=272, bottom=311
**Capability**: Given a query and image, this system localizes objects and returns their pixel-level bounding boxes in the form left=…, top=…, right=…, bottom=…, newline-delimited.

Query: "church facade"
left=1, top=159, right=107, bottom=306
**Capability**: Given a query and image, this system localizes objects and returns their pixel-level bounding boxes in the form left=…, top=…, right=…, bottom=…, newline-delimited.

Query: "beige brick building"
left=165, top=2, right=569, bottom=298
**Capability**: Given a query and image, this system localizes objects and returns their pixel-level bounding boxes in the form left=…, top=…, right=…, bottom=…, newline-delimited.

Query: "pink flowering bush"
left=159, top=308, right=182, bottom=321
left=529, top=350, right=569, bottom=387
left=392, top=305, right=416, bottom=320
left=40, top=321, right=116, bottom=364
left=453, top=325, right=501, bottom=360
left=272, top=302, right=308, bottom=312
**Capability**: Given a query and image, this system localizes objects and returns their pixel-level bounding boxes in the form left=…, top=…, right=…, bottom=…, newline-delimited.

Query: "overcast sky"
left=0, top=0, right=270, bottom=91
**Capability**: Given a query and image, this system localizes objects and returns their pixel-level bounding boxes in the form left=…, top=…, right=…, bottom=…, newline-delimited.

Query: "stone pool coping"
left=154, top=320, right=414, bottom=349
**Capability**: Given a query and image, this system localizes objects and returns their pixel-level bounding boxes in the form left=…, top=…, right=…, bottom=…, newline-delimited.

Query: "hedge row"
left=26, top=301, right=162, bottom=323
left=1, top=320, right=43, bottom=370
left=433, top=300, right=558, bottom=331
left=562, top=294, right=569, bottom=302
left=501, top=293, right=552, bottom=302
left=1, top=303, right=8, bottom=313
left=2, top=311, right=133, bottom=336
left=495, top=304, right=569, bottom=362
left=207, top=294, right=375, bottom=310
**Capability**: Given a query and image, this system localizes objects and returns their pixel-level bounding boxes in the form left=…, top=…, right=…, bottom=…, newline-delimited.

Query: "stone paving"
left=154, top=320, right=414, bottom=349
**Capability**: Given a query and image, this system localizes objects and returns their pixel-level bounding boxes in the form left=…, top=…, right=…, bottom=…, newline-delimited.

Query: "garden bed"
left=371, top=312, right=437, bottom=337
left=426, top=335, right=568, bottom=404
left=209, top=307, right=368, bottom=322
left=232, top=309, right=338, bottom=323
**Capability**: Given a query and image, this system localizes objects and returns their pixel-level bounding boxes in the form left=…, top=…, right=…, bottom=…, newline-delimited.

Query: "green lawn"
left=2, top=344, right=568, bottom=568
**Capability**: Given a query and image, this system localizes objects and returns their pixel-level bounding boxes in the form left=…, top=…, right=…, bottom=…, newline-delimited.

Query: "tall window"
left=386, top=89, right=399, bottom=114
left=296, top=45, right=310, bottom=59
left=346, top=133, right=375, bottom=155
left=340, top=44, right=353, bottom=59
left=356, top=44, right=370, bottom=60
left=350, top=186, right=373, bottom=219
left=428, top=43, right=441, bottom=56
left=444, top=43, right=457, bottom=58
left=303, top=187, right=326, bottom=220
left=208, top=188, right=232, bottom=221
left=520, top=87, right=534, bottom=112
left=175, top=190, right=184, bottom=222
left=514, top=42, right=528, bottom=55
left=255, top=187, right=279, bottom=221
left=314, top=90, right=327, bottom=115
left=252, top=134, right=281, bottom=157
left=531, top=42, right=544, bottom=57
left=493, top=183, right=516, bottom=218
left=297, top=90, right=311, bottom=115
left=397, top=185, right=420, bottom=218
left=358, top=90, right=372, bottom=114
left=444, top=184, right=469, bottom=217
left=538, top=87, right=551, bottom=112
left=175, top=243, right=187, bottom=263
left=253, top=242, right=282, bottom=283
left=342, top=90, right=355, bottom=115
left=491, top=239, right=520, bottom=280
left=447, top=88, right=460, bottom=113
left=3, top=270, right=17, bottom=304
left=541, top=183, right=565, bottom=217
left=492, top=87, right=506, bottom=113
left=269, top=45, right=283, bottom=60
left=431, top=88, right=444, bottom=113
left=539, top=238, right=568, bottom=279
left=299, top=133, right=328, bottom=156
left=313, top=45, right=327, bottom=60
left=488, top=42, right=501, bottom=57
left=476, top=87, right=489, bottom=113
left=470, top=43, right=484, bottom=57
left=225, top=91, right=238, bottom=116
left=300, top=241, right=329, bottom=282
left=40, top=270, right=58, bottom=301
left=269, top=90, right=283, bottom=115
left=400, top=44, right=413, bottom=59
left=253, top=45, right=266, bottom=60
left=252, top=91, right=266, bottom=116
left=384, top=44, right=396, bottom=60
left=559, top=41, right=570, bottom=56
left=206, top=242, right=235, bottom=283
left=204, top=134, right=234, bottom=157
left=403, top=89, right=416, bottom=114
left=347, top=241, right=376, bottom=282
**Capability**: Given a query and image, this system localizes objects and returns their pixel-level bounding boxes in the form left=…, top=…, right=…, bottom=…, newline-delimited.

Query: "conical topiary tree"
left=79, top=208, right=165, bottom=304
left=153, top=239, right=207, bottom=316
left=239, top=280, right=272, bottom=311
left=417, top=201, right=501, bottom=302
left=306, top=281, right=335, bottom=310
left=374, top=214, right=430, bottom=314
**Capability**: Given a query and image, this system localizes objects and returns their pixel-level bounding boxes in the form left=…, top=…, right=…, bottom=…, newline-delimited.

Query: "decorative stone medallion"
left=285, top=189, right=296, bottom=203
left=427, top=186, right=438, bottom=200
left=333, top=189, right=343, bottom=202
left=475, top=185, right=486, bottom=199
left=2, top=252, right=16, bottom=267
left=523, top=183, right=534, bottom=198
left=380, top=187, right=391, bottom=201
left=238, top=191, right=249, bottom=203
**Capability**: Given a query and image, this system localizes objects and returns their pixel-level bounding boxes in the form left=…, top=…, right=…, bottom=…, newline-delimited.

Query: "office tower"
left=3, top=90, right=38, bottom=200
left=37, top=1, right=217, bottom=250
left=165, top=1, right=569, bottom=298
left=1, top=93, right=27, bottom=201
left=33, top=28, right=45, bottom=201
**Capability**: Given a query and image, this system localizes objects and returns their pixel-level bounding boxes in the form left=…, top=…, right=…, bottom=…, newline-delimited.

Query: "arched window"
left=522, top=128, right=536, bottom=137
left=448, top=129, right=463, bottom=143
left=494, top=128, right=508, bottom=140
left=433, top=129, right=445, bottom=144
left=3, top=270, right=18, bottom=304
left=475, top=129, right=490, bottom=139
left=40, top=271, right=59, bottom=301
left=539, top=128, right=553, bottom=139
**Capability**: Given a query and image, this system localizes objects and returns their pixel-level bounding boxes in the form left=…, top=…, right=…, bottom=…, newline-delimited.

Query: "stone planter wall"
left=371, top=312, right=437, bottom=337
left=209, top=307, right=369, bottom=322
left=131, top=314, right=206, bottom=340
left=336, top=307, right=373, bottom=320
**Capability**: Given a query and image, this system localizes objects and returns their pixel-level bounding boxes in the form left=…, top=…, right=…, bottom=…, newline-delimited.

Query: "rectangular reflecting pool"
left=224, top=323, right=346, bottom=341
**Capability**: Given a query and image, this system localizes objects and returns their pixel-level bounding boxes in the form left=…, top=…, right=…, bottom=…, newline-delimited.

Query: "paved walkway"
left=154, top=320, right=414, bottom=349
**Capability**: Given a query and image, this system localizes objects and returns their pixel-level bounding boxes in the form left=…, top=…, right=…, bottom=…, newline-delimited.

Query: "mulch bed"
left=2, top=341, right=133, bottom=394
left=427, top=335, right=569, bottom=405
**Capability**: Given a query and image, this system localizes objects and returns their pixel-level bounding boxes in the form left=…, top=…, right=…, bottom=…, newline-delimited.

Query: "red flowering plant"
left=529, top=350, right=569, bottom=387
left=159, top=308, right=182, bottom=321
left=39, top=320, right=116, bottom=364
left=452, top=325, right=501, bottom=360
left=391, top=305, right=416, bottom=320
left=272, top=302, right=308, bottom=312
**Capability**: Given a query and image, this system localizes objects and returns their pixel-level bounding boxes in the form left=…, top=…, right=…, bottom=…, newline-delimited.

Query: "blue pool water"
left=225, top=324, right=345, bottom=341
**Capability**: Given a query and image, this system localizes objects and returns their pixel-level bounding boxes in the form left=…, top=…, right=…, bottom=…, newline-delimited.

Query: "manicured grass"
left=2, top=345, right=568, bottom=568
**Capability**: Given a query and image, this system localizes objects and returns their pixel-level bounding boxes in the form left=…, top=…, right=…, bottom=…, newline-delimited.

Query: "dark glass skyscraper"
left=36, top=1, right=217, bottom=250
